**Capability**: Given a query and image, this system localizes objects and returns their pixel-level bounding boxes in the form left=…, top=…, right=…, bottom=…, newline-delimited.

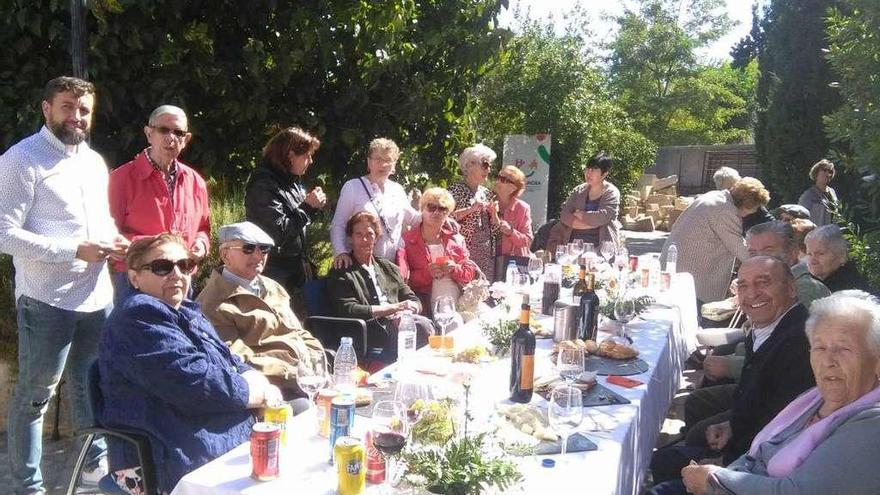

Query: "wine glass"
left=433, top=296, right=457, bottom=353
left=371, top=400, right=409, bottom=493
left=613, top=296, right=637, bottom=339
left=555, top=245, right=568, bottom=265
left=599, top=241, right=616, bottom=265
left=527, top=257, right=544, bottom=285
left=548, top=386, right=583, bottom=456
left=512, top=273, right=531, bottom=302
left=568, top=241, right=583, bottom=266
left=556, top=347, right=585, bottom=386
left=296, top=352, right=329, bottom=407
left=394, top=379, right=436, bottom=426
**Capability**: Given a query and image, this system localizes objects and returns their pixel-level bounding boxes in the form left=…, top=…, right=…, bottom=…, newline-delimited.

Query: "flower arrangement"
left=457, top=278, right=490, bottom=322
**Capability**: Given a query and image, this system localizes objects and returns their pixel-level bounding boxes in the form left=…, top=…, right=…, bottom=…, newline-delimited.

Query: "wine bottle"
left=578, top=273, right=600, bottom=341
left=509, top=300, right=536, bottom=403
left=571, top=264, right=588, bottom=303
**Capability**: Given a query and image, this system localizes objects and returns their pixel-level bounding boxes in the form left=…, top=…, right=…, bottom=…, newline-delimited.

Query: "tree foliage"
left=474, top=15, right=655, bottom=216
left=606, top=0, right=751, bottom=146
left=753, top=0, right=843, bottom=203
left=0, top=0, right=508, bottom=195
left=825, top=0, right=880, bottom=286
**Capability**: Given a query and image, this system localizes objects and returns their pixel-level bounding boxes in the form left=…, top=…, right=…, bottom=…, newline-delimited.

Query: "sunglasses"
left=150, top=125, right=189, bottom=139
left=228, top=244, right=272, bottom=255
left=479, top=160, right=492, bottom=170
left=138, top=258, right=197, bottom=276
left=496, top=175, right=516, bottom=185
left=425, top=204, right=449, bottom=213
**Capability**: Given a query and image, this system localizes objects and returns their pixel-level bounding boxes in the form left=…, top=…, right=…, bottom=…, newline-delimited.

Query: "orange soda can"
left=317, top=388, right=339, bottom=438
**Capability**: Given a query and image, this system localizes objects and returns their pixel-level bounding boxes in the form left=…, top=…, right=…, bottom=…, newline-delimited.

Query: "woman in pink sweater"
left=490, top=165, right=533, bottom=257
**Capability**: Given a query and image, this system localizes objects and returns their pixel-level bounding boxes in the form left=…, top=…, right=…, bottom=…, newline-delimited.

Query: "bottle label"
left=520, top=354, right=534, bottom=389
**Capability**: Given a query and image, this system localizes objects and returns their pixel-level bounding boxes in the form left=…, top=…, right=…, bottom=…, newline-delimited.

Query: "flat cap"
left=772, top=204, right=811, bottom=220
left=218, top=221, right=275, bottom=246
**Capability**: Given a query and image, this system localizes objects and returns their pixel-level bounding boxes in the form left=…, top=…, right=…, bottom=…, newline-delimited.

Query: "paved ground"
left=0, top=229, right=677, bottom=493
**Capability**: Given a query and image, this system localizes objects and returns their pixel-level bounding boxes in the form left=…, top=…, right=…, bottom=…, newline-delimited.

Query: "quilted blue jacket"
left=97, top=292, right=255, bottom=492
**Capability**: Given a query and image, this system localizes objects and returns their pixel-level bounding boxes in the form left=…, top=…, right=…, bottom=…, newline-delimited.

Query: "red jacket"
left=398, top=222, right=477, bottom=296
left=108, top=150, right=210, bottom=271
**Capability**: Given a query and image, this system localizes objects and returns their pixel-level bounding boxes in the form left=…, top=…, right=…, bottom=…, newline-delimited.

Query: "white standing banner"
left=503, top=134, right=551, bottom=230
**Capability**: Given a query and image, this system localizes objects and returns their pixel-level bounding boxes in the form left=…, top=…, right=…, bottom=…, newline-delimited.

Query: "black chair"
left=67, top=362, right=159, bottom=495
left=493, top=255, right=533, bottom=283
left=301, top=278, right=370, bottom=358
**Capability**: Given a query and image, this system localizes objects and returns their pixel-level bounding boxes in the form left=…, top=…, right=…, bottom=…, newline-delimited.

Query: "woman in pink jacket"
left=490, top=165, right=533, bottom=257
left=399, top=188, right=477, bottom=308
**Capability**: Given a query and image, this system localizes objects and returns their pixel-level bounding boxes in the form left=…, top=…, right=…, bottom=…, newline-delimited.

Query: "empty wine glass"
left=568, top=241, right=583, bottom=265
left=296, top=352, right=329, bottom=407
left=371, top=400, right=409, bottom=493
left=512, top=273, right=531, bottom=301
left=394, top=379, right=436, bottom=425
left=599, top=241, right=616, bottom=264
left=527, top=257, right=544, bottom=285
left=555, top=245, right=568, bottom=265
left=548, top=386, right=583, bottom=456
left=432, top=296, right=457, bottom=354
left=556, top=347, right=585, bottom=386
left=613, top=296, right=637, bottom=339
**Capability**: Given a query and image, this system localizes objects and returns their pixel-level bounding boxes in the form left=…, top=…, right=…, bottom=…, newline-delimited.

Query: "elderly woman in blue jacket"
left=97, top=233, right=281, bottom=494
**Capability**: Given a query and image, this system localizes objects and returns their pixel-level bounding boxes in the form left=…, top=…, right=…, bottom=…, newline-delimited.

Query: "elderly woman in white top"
left=798, top=159, right=838, bottom=226
left=331, top=138, right=419, bottom=269
left=448, top=144, right=499, bottom=280
left=713, top=166, right=741, bottom=191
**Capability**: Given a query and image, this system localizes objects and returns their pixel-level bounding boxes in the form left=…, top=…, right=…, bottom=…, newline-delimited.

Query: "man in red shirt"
left=108, top=105, right=210, bottom=300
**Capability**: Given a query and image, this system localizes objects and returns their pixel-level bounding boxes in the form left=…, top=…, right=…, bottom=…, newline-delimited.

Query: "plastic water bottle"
left=333, top=337, right=358, bottom=396
left=506, top=259, right=518, bottom=284
left=665, top=243, right=678, bottom=273
left=396, top=312, right=418, bottom=369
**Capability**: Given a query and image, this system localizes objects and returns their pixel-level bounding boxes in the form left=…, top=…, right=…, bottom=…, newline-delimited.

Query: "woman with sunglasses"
left=798, top=159, right=838, bottom=226
left=546, top=151, right=622, bottom=255
left=245, top=126, right=325, bottom=314
left=491, top=165, right=533, bottom=258
left=449, top=143, right=500, bottom=280
left=400, top=188, right=478, bottom=309
left=197, top=221, right=327, bottom=399
left=97, top=233, right=282, bottom=494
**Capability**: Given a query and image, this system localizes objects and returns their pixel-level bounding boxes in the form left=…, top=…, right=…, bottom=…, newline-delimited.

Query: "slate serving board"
left=583, top=355, right=649, bottom=376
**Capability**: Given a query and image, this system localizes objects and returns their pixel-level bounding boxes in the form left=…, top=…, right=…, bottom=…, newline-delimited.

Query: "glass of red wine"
left=371, top=400, right=409, bottom=493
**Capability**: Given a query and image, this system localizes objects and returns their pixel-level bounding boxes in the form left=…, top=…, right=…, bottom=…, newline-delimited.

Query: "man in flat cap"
left=196, top=221, right=325, bottom=399
left=773, top=204, right=811, bottom=223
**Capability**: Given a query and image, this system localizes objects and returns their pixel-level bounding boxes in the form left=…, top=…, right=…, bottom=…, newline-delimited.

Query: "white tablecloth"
left=172, top=274, right=697, bottom=495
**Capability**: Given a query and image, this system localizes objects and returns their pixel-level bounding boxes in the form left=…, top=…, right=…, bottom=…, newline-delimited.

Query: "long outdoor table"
left=172, top=274, right=697, bottom=495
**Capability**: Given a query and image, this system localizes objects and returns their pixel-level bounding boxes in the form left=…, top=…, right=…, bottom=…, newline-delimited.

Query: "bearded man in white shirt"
left=0, top=76, right=127, bottom=494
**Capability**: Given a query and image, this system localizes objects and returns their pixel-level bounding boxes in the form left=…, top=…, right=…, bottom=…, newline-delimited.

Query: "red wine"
left=509, top=302, right=536, bottom=403
left=373, top=431, right=407, bottom=456
left=578, top=273, right=600, bottom=341
left=542, top=281, right=560, bottom=315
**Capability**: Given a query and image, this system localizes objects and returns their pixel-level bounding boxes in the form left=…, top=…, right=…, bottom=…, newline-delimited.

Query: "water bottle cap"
left=541, top=458, right=556, bottom=468
left=340, top=336, right=353, bottom=345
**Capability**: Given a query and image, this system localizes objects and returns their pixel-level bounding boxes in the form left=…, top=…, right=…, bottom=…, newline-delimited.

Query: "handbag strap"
left=358, top=177, right=392, bottom=236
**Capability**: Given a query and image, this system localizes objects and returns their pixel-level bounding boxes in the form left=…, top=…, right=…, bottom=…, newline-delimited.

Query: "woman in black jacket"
left=245, top=127, right=325, bottom=313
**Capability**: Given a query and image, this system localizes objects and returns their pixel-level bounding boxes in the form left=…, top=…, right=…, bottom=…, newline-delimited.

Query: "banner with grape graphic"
left=502, top=134, right=551, bottom=228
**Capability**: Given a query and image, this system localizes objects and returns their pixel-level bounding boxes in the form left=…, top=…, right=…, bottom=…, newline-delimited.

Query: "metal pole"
left=70, top=0, right=88, bottom=79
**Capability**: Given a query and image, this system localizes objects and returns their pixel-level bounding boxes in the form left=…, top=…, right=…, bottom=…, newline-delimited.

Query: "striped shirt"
left=0, top=126, right=118, bottom=311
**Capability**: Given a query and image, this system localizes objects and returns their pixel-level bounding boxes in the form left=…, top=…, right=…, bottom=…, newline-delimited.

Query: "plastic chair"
left=67, top=362, right=159, bottom=495
left=301, top=278, right=370, bottom=357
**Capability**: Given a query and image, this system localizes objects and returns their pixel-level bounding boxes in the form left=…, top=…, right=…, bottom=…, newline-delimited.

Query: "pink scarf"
left=748, top=385, right=880, bottom=477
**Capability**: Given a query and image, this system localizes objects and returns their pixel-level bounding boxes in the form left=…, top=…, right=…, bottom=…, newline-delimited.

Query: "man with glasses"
left=108, top=104, right=210, bottom=301
left=0, top=76, right=126, bottom=494
left=197, top=222, right=325, bottom=401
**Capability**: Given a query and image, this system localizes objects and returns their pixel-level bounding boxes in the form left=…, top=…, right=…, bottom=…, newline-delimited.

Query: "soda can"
left=263, top=403, right=291, bottom=446
left=640, top=267, right=650, bottom=288
left=364, top=431, right=386, bottom=484
left=250, top=422, right=281, bottom=481
left=317, top=388, right=340, bottom=438
left=335, top=436, right=366, bottom=495
left=328, top=396, right=356, bottom=464
left=660, top=271, right=672, bottom=291
left=629, top=255, right=639, bottom=272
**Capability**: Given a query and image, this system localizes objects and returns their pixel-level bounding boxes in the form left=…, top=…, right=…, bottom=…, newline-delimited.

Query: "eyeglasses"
left=496, top=175, right=516, bottom=185
left=150, top=125, right=189, bottom=139
left=228, top=244, right=272, bottom=255
left=137, top=258, right=197, bottom=276
left=425, top=204, right=449, bottom=214
left=479, top=160, right=492, bottom=170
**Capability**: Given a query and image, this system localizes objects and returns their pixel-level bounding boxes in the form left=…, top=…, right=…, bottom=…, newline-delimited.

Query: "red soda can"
left=640, top=267, right=650, bottom=288
left=629, top=255, right=639, bottom=272
left=251, top=422, right=281, bottom=481
left=660, top=271, right=672, bottom=291
left=364, top=431, right=386, bottom=484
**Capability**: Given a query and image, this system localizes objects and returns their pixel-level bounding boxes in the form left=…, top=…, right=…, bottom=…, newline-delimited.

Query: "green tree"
left=606, top=0, right=745, bottom=146
left=475, top=16, right=655, bottom=216
left=754, top=0, right=843, bottom=203
left=825, top=0, right=880, bottom=286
